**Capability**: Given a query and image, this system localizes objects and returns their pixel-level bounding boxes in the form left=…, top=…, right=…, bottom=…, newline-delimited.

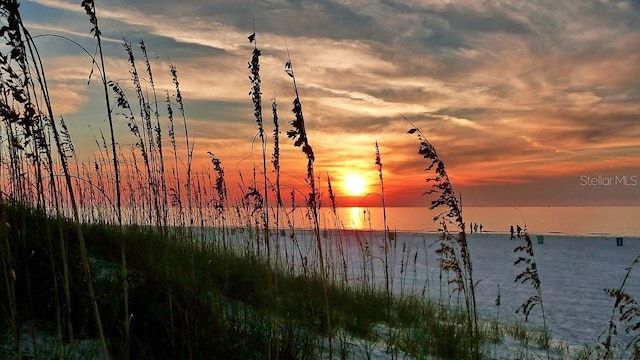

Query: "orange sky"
left=17, top=0, right=640, bottom=207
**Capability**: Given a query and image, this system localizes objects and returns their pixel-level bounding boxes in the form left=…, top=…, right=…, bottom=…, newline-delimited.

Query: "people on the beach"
left=468, top=222, right=484, bottom=234
left=510, top=225, right=515, bottom=239
left=517, top=225, right=522, bottom=238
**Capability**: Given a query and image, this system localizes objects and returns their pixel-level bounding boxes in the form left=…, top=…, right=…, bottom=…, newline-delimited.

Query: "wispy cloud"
left=19, top=0, right=640, bottom=205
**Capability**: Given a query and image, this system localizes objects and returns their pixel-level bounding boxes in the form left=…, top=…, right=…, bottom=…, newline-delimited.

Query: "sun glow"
left=347, top=207, right=365, bottom=229
left=342, top=173, right=368, bottom=196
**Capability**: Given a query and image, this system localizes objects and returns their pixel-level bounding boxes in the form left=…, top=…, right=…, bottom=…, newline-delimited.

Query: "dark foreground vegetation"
left=1, top=202, right=485, bottom=359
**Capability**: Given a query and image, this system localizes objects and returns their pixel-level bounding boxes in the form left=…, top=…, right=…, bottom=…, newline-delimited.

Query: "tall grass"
left=375, top=142, right=392, bottom=310
left=285, top=52, right=333, bottom=356
left=141, top=41, right=169, bottom=231
left=407, top=122, right=480, bottom=358
left=0, top=2, right=109, bottom=358
left=81, top=1, right=126, bottom=357
left=513, top=229, right=551, bottom=358
left=599, top=255, right=640, bottom=358
left=248, top=31, right=279, bottom=358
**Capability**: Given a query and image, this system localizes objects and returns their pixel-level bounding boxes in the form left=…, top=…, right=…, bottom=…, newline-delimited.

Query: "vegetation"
left=598, top=255, right=640, bottom=359
left=0, top=1, right=638, bottom=359
left=513, top=230, right=551, bottom=359
left=407, top=122, right=480, bottom=358
left=0, top=202, right=488, bottom=359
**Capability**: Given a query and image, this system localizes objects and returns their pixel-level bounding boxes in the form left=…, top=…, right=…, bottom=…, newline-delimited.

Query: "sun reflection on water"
left=345, top=207, right=366, bottom=230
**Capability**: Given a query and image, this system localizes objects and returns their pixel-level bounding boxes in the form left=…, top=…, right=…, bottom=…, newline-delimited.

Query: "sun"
left=342, top=173, right=368, bottom=196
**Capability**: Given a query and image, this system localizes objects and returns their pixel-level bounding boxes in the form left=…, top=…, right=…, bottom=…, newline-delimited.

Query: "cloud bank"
left=20, top=0, right=640, bottom=205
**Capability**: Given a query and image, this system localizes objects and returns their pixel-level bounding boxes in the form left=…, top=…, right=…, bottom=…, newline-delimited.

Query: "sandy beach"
left=261, top=228, right=640, bottom=350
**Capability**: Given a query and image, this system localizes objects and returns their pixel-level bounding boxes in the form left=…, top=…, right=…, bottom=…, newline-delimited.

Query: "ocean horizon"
left=292, top=206, right=640, bottom=237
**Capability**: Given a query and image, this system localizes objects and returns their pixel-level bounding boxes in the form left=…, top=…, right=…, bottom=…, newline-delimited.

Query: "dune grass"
left=1, top=201, right=490, bottom=359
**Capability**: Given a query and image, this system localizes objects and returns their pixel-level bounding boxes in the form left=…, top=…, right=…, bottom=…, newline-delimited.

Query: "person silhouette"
left=479, top=223, right=483, bottom=233
left=517, top=225, right=522, bottom=238
left=510, top=225, right=515, bottom=239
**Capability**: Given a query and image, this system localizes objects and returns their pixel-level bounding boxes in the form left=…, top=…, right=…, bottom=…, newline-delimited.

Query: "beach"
left=262, top=227, right=640, bottom=351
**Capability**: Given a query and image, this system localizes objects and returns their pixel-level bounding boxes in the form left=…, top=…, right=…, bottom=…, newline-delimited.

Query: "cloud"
left=25, top=22, right=122, bottom=44
left=18, top=0, right=640, bottom=206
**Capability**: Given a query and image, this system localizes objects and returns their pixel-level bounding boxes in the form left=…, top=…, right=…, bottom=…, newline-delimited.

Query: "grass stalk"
left=81, top=1, right=127, bottom=357
left=122, top=40, right=161, bottom=228
left=407, top=120, right=480, bottom=359
left=514, top=230, right=551, bottom=359
left=0, top=4, right=111, bottom=357
left=284, top=53, right=333, bottom=357
left=140, top=41, right=169, bottom=230
left=249, top=31, right=278, bottom=358
left=600, top=255, right=640, bottom=358
left=31, top=30, right=110, bottom=360
left=165, top=88, right=184, bottom=226
left=375, top=142, right=392, bottom=315
left=169, top=64, right=193, bottom=228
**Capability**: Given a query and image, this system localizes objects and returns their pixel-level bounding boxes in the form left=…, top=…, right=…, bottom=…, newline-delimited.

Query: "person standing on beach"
left=510, top=225, right=515, bottom=239
left=479, top=223, right=483, bottom=233
left=517, top=225, right=522, bottom=238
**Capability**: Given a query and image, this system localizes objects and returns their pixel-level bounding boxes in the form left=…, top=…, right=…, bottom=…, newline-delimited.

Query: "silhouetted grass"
left=3, top=201, right=493, bottom=359
left=407, top=121, right=480, bottom=359
left=513, top=230, right=551, bottom=359
left=598, top=255, right=640, bottom=359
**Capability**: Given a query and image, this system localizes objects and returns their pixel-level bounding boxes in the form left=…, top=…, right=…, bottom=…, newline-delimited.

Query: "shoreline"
left=190, top=225, right=640, bottom=240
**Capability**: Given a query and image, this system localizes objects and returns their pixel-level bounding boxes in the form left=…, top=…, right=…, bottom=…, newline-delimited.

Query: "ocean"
left=305, top=206, right=640, bottom=236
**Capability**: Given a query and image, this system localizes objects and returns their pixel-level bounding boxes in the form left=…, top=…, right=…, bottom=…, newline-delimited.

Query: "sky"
left=15, top=0, right=640, bottom=207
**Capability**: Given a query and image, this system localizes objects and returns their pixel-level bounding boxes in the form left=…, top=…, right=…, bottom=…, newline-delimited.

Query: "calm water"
left=310, top=206, right=640, bottom=236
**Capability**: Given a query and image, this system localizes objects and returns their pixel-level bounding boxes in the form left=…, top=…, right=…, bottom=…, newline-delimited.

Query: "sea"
left=308, top=206, right=640, bottom=236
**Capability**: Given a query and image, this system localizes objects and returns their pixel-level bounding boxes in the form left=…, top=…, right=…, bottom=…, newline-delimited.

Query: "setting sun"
left=342, top=173, right=368, bottom=196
